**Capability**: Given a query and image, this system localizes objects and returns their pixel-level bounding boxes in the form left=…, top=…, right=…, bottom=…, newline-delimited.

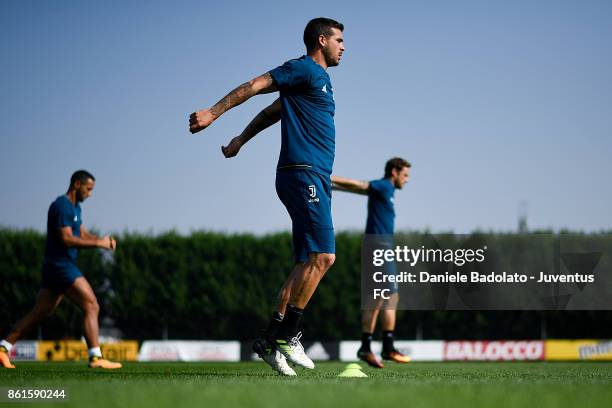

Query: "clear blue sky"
left=1, top=0, right=611, bottom=235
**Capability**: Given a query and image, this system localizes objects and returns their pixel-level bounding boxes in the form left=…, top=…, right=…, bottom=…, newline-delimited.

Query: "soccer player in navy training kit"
left=0, top=171, right=121, bottom=370
left=189, top=18, right=344, bottom=376
left=331, top=158, right=412, bottom=368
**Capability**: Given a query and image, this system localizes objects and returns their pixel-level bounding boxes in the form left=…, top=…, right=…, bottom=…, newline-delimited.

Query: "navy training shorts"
left=41, top=261, right=83, bottom=292
left=276, top=169, right=335, bottom=263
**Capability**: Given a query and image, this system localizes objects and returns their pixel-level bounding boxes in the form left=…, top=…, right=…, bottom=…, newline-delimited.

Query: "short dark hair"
left=303, top=17, right=344, bottom=52
left=384, top=158, right=411, bottom=178
left=70, top=169, right=95, bottom=188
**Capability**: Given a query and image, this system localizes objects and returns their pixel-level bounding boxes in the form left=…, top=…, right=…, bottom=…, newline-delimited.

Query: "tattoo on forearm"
left=240, top=104, right=280, bottom=141
left=210, top=73, right=275, bottom=118
left=210, top=82, right=252, bottom=117
left=260, top=110, right=272, bottom=122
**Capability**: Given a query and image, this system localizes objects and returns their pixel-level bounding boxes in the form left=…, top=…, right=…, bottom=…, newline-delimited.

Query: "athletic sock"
left=0, top=340, right=13, bottom=353
left=264, top=311, right=284, bottom=339
left=277, top=304, right=303, bottom=339
left=382, top=330, right=395, bottom=354
left=88, top=347, right=102, bottom=360
left=360, top=332, right=373, bottom=353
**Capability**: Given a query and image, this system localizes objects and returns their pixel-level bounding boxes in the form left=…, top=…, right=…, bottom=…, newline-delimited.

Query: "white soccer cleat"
left=253, top=338, right=296, bottom=376
left=262, top=350, right=297, bottom=376
left=274, top=332, right=315, bottom=369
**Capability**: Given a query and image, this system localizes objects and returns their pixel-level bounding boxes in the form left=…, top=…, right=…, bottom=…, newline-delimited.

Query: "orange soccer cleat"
left=357, top=350, right=384, bottom=368
left=0, top=347, right=16, bottom=369
left=382, top=350, right=411, bottom=363
left=88, top=357, right=122, bottom=369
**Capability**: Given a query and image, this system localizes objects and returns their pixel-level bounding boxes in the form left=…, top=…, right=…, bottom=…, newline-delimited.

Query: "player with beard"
left=189, top=18, right=345, bottom=375
left=332, top=158, right=412, bottom=368
left=0, top=170, right=121, bottom=369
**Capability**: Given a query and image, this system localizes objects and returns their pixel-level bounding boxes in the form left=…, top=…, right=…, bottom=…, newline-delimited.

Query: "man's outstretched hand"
left=189, top=109, right=215, bottom=134
left=221, top=136, right=244, bottom=158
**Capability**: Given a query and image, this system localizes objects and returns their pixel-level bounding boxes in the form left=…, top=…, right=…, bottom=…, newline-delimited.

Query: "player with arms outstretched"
left=0, top=170, right=121, bottom=370
left=332, top=158, right=412, bottom=368
left=189, top=18, right=345, bottom=376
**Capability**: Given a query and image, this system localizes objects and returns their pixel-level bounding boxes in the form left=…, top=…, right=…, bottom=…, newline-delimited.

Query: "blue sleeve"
left=369, top=179, right=393, bottom=199
left=368, top=179, right=383, bottom=197
left=55, top=200, right=73, bottom=229
left=269, top=59, right=311, bottom=91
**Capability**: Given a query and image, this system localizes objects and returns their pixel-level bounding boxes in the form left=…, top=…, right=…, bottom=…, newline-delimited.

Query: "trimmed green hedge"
left=1, top=229, right=611, bottom=340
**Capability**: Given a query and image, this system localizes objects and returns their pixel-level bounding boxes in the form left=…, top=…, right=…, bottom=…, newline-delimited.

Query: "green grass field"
left=1, top=361, right=612, bottom=407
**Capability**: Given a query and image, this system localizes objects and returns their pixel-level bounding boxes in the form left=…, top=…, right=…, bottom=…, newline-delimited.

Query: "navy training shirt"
left=366, top=178, right=395, bottom=235
left=44, top=195, right=82, bottom=266
left=269, top=55, right=335, bottom=176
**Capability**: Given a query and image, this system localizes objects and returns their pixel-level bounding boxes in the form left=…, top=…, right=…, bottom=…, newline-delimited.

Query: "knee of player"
left=316, top=253, right=335, bottom=270
left=84, top=299, right=100, bottom=315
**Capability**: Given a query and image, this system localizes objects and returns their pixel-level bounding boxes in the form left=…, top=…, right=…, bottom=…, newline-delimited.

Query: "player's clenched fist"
left=98, top=235, right=116, bottom=251
left=221, top=136, right=244, bottom=158
left=189, top=109, right=215, bottom=134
